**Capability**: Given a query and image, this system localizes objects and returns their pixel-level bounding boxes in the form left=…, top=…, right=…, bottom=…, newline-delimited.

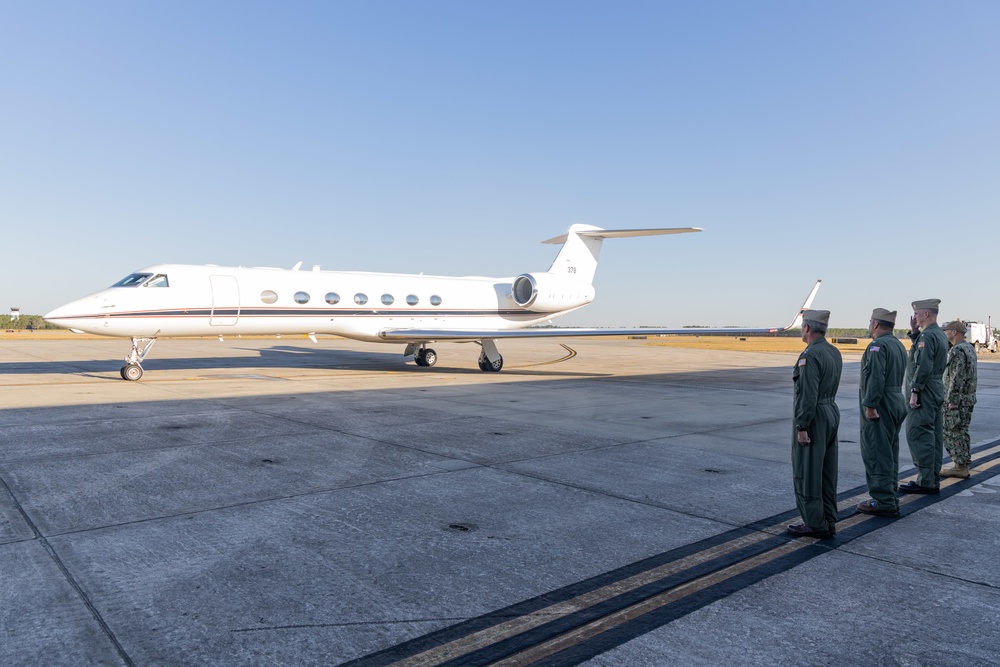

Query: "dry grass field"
left=0, top=329, right=103, bottom=341
left=643, top=334, right=869, bottom=354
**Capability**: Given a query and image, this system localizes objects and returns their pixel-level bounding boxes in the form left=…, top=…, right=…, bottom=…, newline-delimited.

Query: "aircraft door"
left=209, top=275, right=240, bottom=326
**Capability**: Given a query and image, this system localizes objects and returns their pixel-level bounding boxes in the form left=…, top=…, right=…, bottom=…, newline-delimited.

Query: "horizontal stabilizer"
left=542, top=227, right=702, bottom=245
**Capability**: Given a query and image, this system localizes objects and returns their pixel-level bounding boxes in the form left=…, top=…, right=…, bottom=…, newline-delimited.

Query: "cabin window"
left=325, top=292, right=340, bottom=305
left=260, top=290, right=278, bottom=304
left=406, top=295, right=419, bottom=306
left=144, top=274, right=169, bottom=288
left=430, top=295, right=442, bottom=306
left=111, top=273, right=153, bottom=287
left=381, top=294, right=394, bottom=305
left=354, top=293, right=368, bottom=305
left=294, top=291, right=310, bottom=304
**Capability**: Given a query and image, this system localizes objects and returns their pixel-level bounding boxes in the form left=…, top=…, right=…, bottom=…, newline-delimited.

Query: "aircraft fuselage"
left=44, top=263, right=595, bottom=342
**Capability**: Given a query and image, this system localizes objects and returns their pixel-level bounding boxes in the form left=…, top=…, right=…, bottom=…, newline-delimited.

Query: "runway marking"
left=337, top=438, right=1000, bottom=667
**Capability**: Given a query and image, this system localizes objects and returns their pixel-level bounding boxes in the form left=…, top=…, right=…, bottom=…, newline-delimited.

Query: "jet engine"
left=510, top=272, right=595, bottom=312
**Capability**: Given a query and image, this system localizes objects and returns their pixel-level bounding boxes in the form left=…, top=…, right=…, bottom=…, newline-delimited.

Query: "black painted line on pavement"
left=337, top=438, right=1000, bottom=667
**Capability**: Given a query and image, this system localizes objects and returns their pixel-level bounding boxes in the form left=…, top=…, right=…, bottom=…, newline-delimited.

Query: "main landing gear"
left=414, top=347, right=437, bottom=367
left=477, top=339, right=503, bottom=372
left=478, top=352, right=503, bottom=372
left=405, top=343, right=438, bottom=367
left=404, top=340, right=504, bottom=372
left=120, top=337, right=156, bottom=381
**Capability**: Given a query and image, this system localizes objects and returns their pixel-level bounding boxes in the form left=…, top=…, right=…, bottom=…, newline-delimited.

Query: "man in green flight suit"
left=856, top=308, right=907, bottom=517
left=940, top=320, right=978, bottom=479
left=789, top=309, right=843, bottom=538
left=900, top=298, right=948, bottom=494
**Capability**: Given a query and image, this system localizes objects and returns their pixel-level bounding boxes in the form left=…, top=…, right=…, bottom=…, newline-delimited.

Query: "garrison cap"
left=942, top=320, right=967, bottom=334
left=803, top=309, right=830, bottom=325
left=911, top=298, right=941, bottom=311
left=871, top=308, right=896, bottom=324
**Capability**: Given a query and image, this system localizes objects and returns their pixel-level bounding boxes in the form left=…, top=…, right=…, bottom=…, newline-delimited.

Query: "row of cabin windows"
left=260, top=290, right=443, bottom=307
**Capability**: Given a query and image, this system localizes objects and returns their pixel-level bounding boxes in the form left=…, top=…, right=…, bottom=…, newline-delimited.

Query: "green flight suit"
left=792, top=337, right=843, bottom=532
left=904, top=322, right=948, bottom=488
left=859, top=332, right=907, bottom=510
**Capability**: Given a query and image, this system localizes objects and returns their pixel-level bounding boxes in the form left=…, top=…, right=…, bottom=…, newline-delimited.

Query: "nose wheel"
left=121, top=363, right=143, bottom=381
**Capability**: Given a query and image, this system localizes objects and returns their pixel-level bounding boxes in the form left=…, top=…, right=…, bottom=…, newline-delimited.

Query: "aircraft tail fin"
left=543, top=225, right=702, bottom=284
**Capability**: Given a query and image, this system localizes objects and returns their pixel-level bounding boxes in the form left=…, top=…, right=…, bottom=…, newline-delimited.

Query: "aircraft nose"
left=43, top=305, right=68, bottom=320
left=43, top=304, right=75, bottom=329
left=44, top=296, right=100, bottom=329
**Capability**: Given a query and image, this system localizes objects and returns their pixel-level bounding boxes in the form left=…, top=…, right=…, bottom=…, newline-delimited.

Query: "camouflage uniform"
left=859, top=332, right=907, bottom=511
left=943, top=340, right=977, bottom=466
left=904, top=322, right=948, bottom=488
left=793, top=336, right=843, bottom=532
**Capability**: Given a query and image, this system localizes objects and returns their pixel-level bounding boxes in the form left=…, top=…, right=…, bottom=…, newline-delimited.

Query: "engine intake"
left=511, top=273, right=594, bottom=312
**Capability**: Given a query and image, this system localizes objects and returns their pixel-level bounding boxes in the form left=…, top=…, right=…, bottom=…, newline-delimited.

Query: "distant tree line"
left=0, top=314, right=61, bottom=330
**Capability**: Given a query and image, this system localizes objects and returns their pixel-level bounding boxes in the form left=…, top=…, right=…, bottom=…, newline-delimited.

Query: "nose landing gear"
left=120, top=337, right=156, bottom=381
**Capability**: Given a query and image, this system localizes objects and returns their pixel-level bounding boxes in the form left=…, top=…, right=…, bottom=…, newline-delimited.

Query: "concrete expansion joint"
left=7, top=497, right=137, bottom=667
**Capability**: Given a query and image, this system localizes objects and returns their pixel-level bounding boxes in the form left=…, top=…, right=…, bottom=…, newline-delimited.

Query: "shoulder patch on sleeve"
left=918, top=341, right=925, bottom=349
left=870, top=345, right=880, bottom=352
left=798, top=358, right=807, bottom=366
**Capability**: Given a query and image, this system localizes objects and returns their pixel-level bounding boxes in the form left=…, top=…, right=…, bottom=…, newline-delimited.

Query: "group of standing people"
left=787, top=300, right=979, bottom=539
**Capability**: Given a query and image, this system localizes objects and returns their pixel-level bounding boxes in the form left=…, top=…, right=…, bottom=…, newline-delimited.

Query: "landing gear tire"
left=121, top=363, right=143, bottom=381
left=415, top=348, right=437, bottom=367
left=478, top=353, right=503, bottom=372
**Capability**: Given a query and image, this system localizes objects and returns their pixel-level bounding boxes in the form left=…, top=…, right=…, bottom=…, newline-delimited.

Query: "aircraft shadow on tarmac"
left=0, top=344, right=610, bottom=378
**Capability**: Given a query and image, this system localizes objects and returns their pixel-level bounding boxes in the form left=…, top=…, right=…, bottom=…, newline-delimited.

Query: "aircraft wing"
left=379, top=280, right=822, bottom=343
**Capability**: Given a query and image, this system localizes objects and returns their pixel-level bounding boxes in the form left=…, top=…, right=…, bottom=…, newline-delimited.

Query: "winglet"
left=781, top=280, right=822, bottom=331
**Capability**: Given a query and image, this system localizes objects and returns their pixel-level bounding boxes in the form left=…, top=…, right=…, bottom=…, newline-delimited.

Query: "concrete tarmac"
left=1, top=336, right=998, bottom=666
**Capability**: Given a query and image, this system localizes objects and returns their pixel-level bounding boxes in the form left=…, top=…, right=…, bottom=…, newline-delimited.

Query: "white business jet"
left=44, top=224, right=821, bottom=380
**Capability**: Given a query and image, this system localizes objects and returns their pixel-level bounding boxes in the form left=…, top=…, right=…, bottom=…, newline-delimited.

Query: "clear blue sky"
left=2, top=2, right=997, bottom=328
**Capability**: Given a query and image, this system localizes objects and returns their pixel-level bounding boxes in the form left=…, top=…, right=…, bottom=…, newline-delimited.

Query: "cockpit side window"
left=144, top=274, right=169, bottom=288
left=111, top=273, right=153, bottom=287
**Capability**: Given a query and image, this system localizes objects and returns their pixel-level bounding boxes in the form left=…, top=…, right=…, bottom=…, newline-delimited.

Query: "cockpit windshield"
left=112, top=273, right=154, bottom=287
left=110, top=273, right=170, bottom=288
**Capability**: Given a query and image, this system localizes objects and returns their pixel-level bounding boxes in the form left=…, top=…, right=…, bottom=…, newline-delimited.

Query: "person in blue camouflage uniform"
left=789, top=309, right=842, bottom=538
left=900, top=298, right=948, bottom=495
left=856, top=308, right=907, bottom=517
left=940, top=320, right=978, bottom=479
